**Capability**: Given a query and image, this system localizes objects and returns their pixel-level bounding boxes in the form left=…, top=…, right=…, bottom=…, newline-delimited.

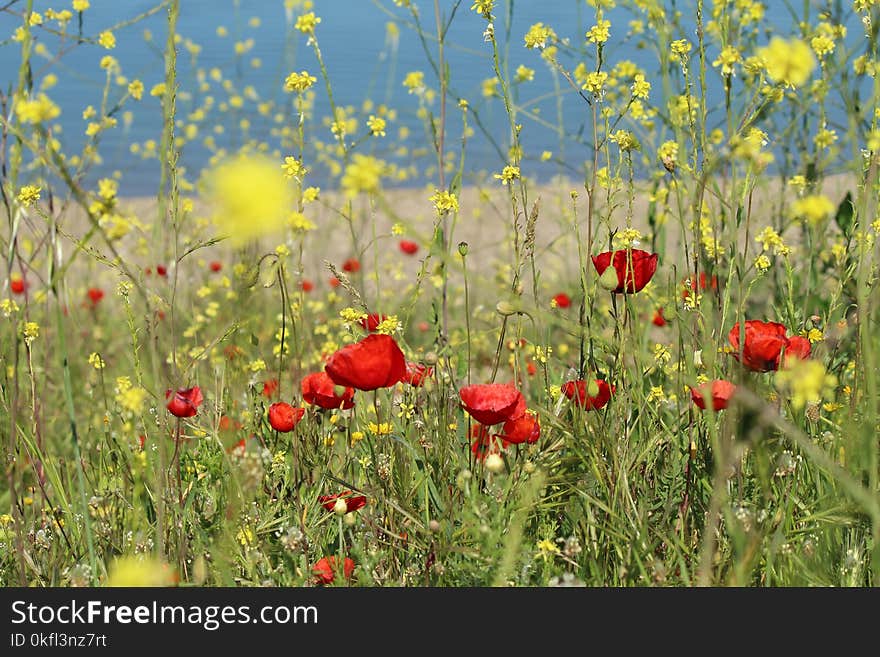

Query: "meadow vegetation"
left=2, top=0, right=880, bottom=586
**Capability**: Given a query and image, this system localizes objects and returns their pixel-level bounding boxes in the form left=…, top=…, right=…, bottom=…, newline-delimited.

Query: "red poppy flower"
left=87, top=287, right=104, bottom=306
left=652, top=308, right=667, bottom=326
left=156, top=264, right=168, bottom=277
left=301, top=371, right=355, bottom=409
left=691, top=379, right=737, bottom=411
left=319, top=491, right=367, bottom=513
left=470, top=425, right=508, bottom=460
left=268, top=402, right=305, bottom=432
left=313, top=556, right=355, bottom=585
left=218, top=415, right=232, bottom=431
left=402, top=361, right=433, bottom=387
left=342, top=258, right=360, bottom=273
left=728, top=320, right=811, bottom=372
left=262, top=378, right=279, bottom=398
left=417, top=321, right=430, bottom=332
left=325, top=334, right=406, bottom=391
left=359, top=313, right=386, bottom=332
left=10, top=274, right=26, bottom=295
left=399, top=240, right=419, bottom=255
left=500, top=410, right=540, bottom=444
left=459, top=383, right=525, bottom=426
left=553, top=292, right=572, bottom=309
left=526, top=360, right=537, bottom=376
left=591, top=249, right=658, bottom=293
left=301, top=279, right=314, bottom=292
left=561, top=379, right=613, bottom=411
left=682, top=272, right=718, bottom=299
left=209, top=261, right=222, bottom=272
left=165, top=386, right=203, bottom=418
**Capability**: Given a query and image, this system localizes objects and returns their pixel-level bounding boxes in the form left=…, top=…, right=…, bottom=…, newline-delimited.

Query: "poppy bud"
left=458, top=241, right=469, bottom=256
left=694, top=350, right=704, bottom=368
left=424, top=351, right=438, bottom=366
left=343, top=512, right=356, bottom=526
left=429, top=519, right=441, bottom=532
left=496, top=301, right=518, bottom=316
left=485, top=453, right=505, bottom=474
left=587, top=379, right=600, bottom=397
left=333, top=498, right=348, bottom=515
left=599, top=266, right=620, bottom=290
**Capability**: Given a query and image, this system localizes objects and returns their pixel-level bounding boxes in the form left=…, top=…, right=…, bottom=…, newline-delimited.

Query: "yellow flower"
left=810, top=34, right=835, bottom=59
left=127, top=80, right=143, bottom=100
left=754, top=254, right=771, bottom=273
left=586, top=19, right=611, bottom=45
left=470, top=0, right=495, bottom=19
left=281, top=156, right=306, bottom=179
left=658, top=140, right=678, bottom=170
left=776, top=359, right=836, bottom=411
left=150, top=82, right=166, bottom=97
left=72, top=0, right=90, bottom=11
left=758, top=37, right=815, bottom=87
left=15, top=93, right=61, bottom=124
left=755, top=226, right=790, bottom=255
left=582, top=71, right=608, bottom=95
left=22, top=321, right=40, bottom=344
left=284, top=70, right=316, bottom=92
left=367, top=115, right=386, bottom=137
left=494, top=165, right=520, bottom=185
left=88, top=352, right=106, bottom=369
left=375, top=315, right=401, bottom=335
left=368, top=422, right=393, bottom=436
left=98, top=30, right=116, bottom=49
left=107, top=556, right=175, bottom=587
left=610, top=129, right=640, bottom=152
left=631, top=73, right=650, bottom=99
left=790, top=194, right=834, bottom=225
left=17, top=185, right=41, bottom=207
left=341, top=154, right=386, bottom=197
left=712, top=45, right=741, bottom=76
left=670, top=39, right=692, bottom=63
left=515, top=65, right=535, bottom=82
left=535, top=538, right=561, bottom=562
left=524, top=22, right=556, bottom=49
left=204, top=153, right=293, bottom=245
left=403, top=70, right=425, bottom=94
left=294, top=12, right=321, bottom=35
left=429, top=189, right=459, bottom=214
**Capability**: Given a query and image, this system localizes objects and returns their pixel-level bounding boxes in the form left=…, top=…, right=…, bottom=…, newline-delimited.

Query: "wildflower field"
left=2, top=0, right=880, bottom=588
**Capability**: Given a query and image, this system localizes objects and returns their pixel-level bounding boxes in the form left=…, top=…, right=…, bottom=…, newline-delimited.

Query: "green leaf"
left=834, top=191, right=855, bottom=237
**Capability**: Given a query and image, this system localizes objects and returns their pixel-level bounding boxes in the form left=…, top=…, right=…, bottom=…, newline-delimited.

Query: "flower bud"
left=343, top=511, right=356, bottom=526
left=333, top=498, right=348, bottom=515
left=458, top=241, right=469, bottom=257
left=485, top=453, right=505, bottom=474
left=424, top=351, right=438, bottom=366
left=587, top=379, right=600, bottom=397
left=693, top=349, right=703, bottom=368
left=429, top=519, right=441, bottom=533
left=598, top=266, right=620, bottom=291
left=496, top=301, right=519, bottom=316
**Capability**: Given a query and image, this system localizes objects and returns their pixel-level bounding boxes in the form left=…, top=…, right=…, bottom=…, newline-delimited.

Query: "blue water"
left=0, top=0, right=867, bottom=195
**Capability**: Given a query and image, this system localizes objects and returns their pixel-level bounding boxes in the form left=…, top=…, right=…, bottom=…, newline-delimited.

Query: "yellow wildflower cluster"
left=790, top=194, right=834, bottom=225
left=284, top=71, right=316, bottom=93
left=17, top=185, right=41, bottom=208
left=758, top=37, right=815, bottom=87
left=776, top=360, right=836, bottom=411
left=430, top=189, right=459, bottom=214
left=524, top=23, right=556, bottom=50
left=494, top=165, right=521, bottom=185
